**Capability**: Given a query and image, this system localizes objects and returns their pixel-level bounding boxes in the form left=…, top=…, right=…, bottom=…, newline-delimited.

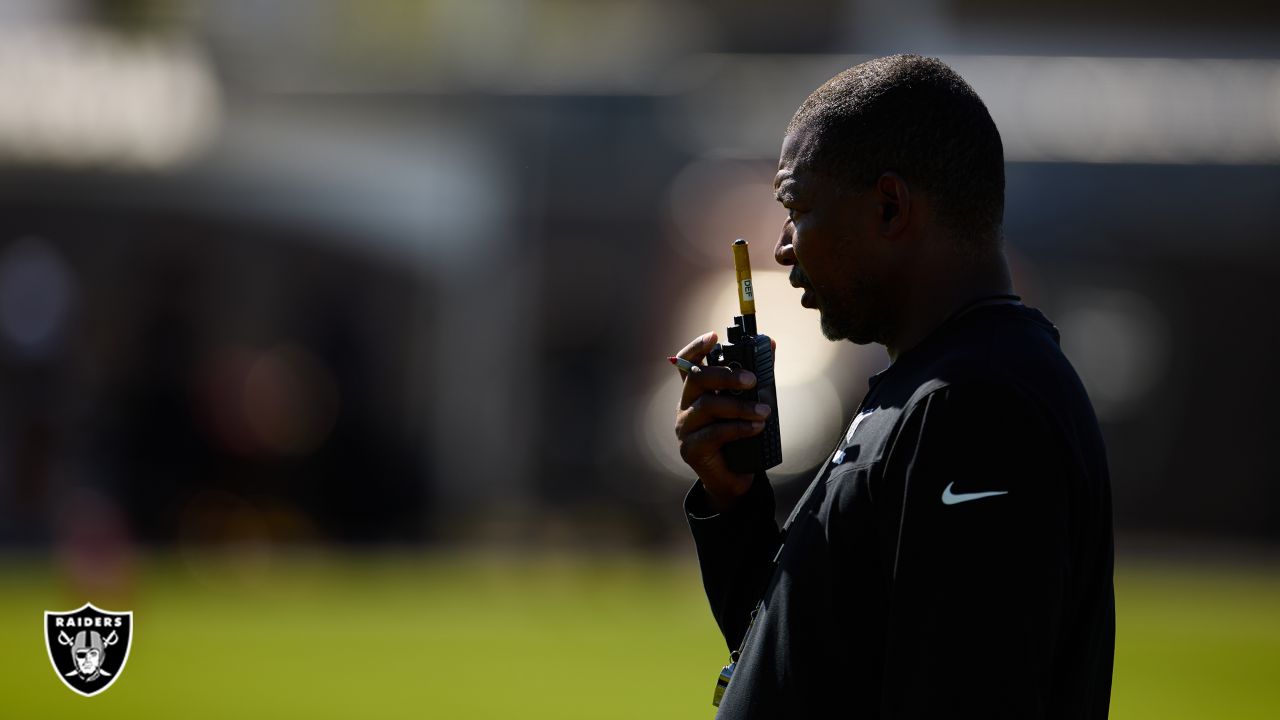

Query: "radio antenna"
left=731, top=239, right=757, bottom=335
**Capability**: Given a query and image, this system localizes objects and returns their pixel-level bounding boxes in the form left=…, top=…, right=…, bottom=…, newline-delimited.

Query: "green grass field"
left=2, top=552, right=1278, bottom=718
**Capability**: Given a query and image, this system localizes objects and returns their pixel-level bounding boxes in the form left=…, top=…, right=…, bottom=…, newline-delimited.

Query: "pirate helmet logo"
left=44, top=603, right=133, bottom=696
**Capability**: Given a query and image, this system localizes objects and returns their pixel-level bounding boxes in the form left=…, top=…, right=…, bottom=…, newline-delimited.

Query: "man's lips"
left=791, top=272, right=816, bottom=308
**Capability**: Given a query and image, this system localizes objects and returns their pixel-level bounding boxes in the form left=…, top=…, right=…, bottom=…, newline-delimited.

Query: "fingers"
left=669, top=331, right=771, bottom=506
left=676, top=396, right=771, bottom=439
left=673, top=332, right=775, bottom=370
left=675, top=331, right=718, bottom=372
left=680, top=366, right=756, bottom=410
left=678, top=419, right=767, bottom=466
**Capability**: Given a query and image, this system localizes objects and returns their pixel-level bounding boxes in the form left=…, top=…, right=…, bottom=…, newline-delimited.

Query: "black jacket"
left=686, top=302, right=1114, bottom=718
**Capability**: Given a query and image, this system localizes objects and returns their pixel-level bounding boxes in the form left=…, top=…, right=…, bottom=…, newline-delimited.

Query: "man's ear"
left=875, top=172, right=910, bottom=236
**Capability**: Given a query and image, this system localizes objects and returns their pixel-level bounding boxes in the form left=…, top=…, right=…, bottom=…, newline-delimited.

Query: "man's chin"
left=818, top=311, right=877, bottom=345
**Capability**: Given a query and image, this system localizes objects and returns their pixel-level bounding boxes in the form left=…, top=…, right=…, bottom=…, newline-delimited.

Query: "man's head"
left=773, top=54, right=1005, bottom=344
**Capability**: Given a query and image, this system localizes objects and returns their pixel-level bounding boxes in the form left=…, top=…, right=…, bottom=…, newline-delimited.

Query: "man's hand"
left=673, top=332, right=774, bottom=513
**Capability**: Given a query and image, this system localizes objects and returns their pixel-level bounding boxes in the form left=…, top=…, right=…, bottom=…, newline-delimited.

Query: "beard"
left=818, top=288, right=882, bottom=344
left=794, top=266, right=887, bottom=344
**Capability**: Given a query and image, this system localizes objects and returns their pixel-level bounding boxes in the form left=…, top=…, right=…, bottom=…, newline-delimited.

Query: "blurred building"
left=0, top=0, right=1278, bottom=550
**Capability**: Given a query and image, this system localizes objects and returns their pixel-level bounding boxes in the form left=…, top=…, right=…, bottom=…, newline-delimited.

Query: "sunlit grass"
left=1, top=551, right=1277, bottom=718
left=1110, top=563, right=1280, bottom=719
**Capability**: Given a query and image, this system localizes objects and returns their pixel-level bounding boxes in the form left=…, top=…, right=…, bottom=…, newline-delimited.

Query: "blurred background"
left=1, top=0, right=1278, bottom=717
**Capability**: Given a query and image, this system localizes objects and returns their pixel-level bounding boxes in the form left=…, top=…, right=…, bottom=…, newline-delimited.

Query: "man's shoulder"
left=860, top=303, right=1105, bottom=477
left=905, top=377, right=1049, bottom=431
left=901, top=304, right=1084, bottom=415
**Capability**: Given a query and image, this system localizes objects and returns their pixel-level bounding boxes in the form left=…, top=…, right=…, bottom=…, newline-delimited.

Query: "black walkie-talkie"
left=707, top=239, right=782, bottom=474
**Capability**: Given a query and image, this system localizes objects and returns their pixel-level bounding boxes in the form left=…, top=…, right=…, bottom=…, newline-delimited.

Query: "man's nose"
left=774, top=218, right=796, bottom=267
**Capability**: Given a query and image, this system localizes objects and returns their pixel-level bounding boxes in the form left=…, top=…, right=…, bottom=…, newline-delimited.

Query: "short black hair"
left=787, top=54, right=1005, bottom=253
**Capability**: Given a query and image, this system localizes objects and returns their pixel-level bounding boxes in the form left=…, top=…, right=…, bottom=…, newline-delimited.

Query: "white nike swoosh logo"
left=941, top=481, right=1009, bottom=505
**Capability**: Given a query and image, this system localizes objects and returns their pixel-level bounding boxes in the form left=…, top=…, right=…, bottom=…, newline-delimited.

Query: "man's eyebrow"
left=774, top=181, right=797, bottom=203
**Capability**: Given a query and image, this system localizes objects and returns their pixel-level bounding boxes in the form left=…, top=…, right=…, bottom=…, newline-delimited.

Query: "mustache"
left=790, top=267, right=810, bottom=288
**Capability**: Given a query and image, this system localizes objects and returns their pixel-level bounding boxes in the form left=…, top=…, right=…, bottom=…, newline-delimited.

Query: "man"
left=672, top=55, right=1114, bottom=718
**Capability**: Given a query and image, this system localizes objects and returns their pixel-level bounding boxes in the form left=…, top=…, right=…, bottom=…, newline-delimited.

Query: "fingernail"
left=739, top=372, right=755, bottom=386
left=755, top=403, right=771, bottom=417
left=751, top=421, right=765, bottom=431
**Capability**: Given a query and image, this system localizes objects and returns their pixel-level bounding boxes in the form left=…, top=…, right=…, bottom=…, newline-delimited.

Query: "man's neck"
left=883, top=254, right=1015, bottom=363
